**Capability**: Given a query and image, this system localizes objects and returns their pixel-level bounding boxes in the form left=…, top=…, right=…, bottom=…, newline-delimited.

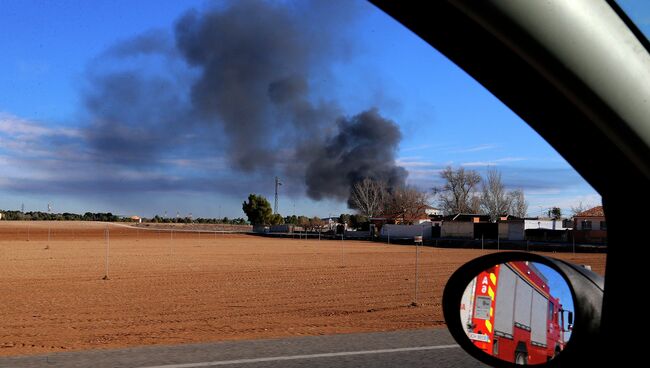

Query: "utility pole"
left=274, top=176, right=282, bottom=214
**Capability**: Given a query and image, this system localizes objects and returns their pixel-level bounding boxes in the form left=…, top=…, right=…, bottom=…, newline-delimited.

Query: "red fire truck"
left=461, top=261, right=572, bottom=365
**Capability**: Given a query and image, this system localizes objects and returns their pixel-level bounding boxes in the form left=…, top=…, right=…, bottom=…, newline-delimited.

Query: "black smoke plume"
left=83, top=0, right=406, bottom=203
left=305, top=109, right=407, bottom=201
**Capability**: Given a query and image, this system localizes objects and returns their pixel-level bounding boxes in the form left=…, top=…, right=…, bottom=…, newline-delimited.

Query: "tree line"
left=345, top=166, right=534, bottom=223
left=0, top=210, right=248, bottom=225
left=242, top=194, right=368, bottom=229
left=148, top=215, right=247, bottom=225
left=432, top=166, right=528, bottom=221
left=0, top=210, right=121, bottom=222
left=242, top=166, right=532, bottom=227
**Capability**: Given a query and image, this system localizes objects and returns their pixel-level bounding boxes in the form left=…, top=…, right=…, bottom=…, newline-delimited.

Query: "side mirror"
left=564, top=310, right=574, bottom=332
left=443, top=252, right=603, bottom=367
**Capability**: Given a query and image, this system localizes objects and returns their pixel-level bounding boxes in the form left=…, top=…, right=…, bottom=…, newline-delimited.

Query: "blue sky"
left=3, top=0, right=640, bottom=219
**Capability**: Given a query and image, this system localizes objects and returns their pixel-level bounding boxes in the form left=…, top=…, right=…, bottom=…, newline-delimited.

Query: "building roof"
left=499, top=215, right=524, bottom=221
left=574, top=206, right=605, bottom=217
left=443, top=213, right=491, bottom=222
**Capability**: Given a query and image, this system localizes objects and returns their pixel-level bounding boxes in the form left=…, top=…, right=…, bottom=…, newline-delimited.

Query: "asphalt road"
left=0, top=329, right=487, bottom=368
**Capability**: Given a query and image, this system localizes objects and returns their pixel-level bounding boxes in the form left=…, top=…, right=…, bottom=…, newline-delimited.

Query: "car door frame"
left=370, top=0, right=650, bottom=365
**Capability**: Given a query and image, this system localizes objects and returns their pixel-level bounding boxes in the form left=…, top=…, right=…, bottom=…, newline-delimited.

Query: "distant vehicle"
left=462, top=262, right=572, bottom=365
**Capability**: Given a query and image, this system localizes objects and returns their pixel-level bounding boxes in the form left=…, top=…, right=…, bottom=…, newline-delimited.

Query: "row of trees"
left=0, top=210, right=248, bottom=225
left=0, top=210, right=121, bottom=222
left=349, top=179, right=431, bottom=224
left=433, top=167, right=590, bottom=220
left=431, top=167, right=528, bottom=220
left=350, top=166, right=530, bottom=222
left=242, top=194, right=369, bottom=229
left=242, top=186, right=430, bottom=227
left=149, top=215, right=247, bottom=224
left=241, top=194, right=324, bottom=229
left=243, top=166, right=592, bottom=226
left=243, top=167, right=530, bottom=226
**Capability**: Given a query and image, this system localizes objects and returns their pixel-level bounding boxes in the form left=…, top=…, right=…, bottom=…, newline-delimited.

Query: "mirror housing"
left=443, top=252, right=603, bottom=367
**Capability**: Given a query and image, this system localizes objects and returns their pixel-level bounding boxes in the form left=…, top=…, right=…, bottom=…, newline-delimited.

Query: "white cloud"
left=407, top=168, right=444, bottom=179
left=450, top=144, right=497, bottom=153
left=400, top=144, right=435, bottom=152
left=397, top=159, right=437, bottom=168
left=525, top=188, right=563, bottom=196
left=0, top=113, right=81, bottom=139
left=461, top=157, right=527, bottom=167
left=160, top=157, right=228, bottom=170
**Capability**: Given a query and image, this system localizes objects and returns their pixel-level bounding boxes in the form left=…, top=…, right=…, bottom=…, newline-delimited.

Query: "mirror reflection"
left=460, top=262, right=574, bottom=365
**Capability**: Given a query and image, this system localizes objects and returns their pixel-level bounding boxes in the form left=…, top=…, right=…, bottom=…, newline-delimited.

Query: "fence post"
left=572, top=234, right=576, bottom=254
left=103, top=227, right=110, bottom=280
left=45, top=224, right=51, bottom=250
left=340, top=232, right=344, bottom=267
left=414, top=231, right=420, bottom=306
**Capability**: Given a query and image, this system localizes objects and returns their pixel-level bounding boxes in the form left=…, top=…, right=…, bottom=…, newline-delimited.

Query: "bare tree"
left=570, top=201, right=593, bottom=217
left=350, top=178, right=387, bottom=218
left=469, top=194, right=482, bottom=214
left=434, top=166, right=482, bottom=215
left=480, top=168, right=512, bottom=221
left=384, top=186, right=431, bottom=224
left=508, top=189, right=528, bottom=218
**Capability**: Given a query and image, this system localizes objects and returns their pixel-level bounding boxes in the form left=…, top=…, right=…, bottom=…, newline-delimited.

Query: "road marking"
left=137, top=345, right=460, bottom=368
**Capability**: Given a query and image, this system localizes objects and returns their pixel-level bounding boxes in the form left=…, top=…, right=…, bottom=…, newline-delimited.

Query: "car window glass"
left=0, top=0, right=606, bottom=362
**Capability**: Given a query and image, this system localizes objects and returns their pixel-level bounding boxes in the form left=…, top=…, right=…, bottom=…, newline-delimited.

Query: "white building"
left=524, top=218, right=570, bottom=230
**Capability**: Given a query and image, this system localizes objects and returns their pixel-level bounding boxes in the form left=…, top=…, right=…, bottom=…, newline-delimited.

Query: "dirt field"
left=0, top=221, right=606, bottom=356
